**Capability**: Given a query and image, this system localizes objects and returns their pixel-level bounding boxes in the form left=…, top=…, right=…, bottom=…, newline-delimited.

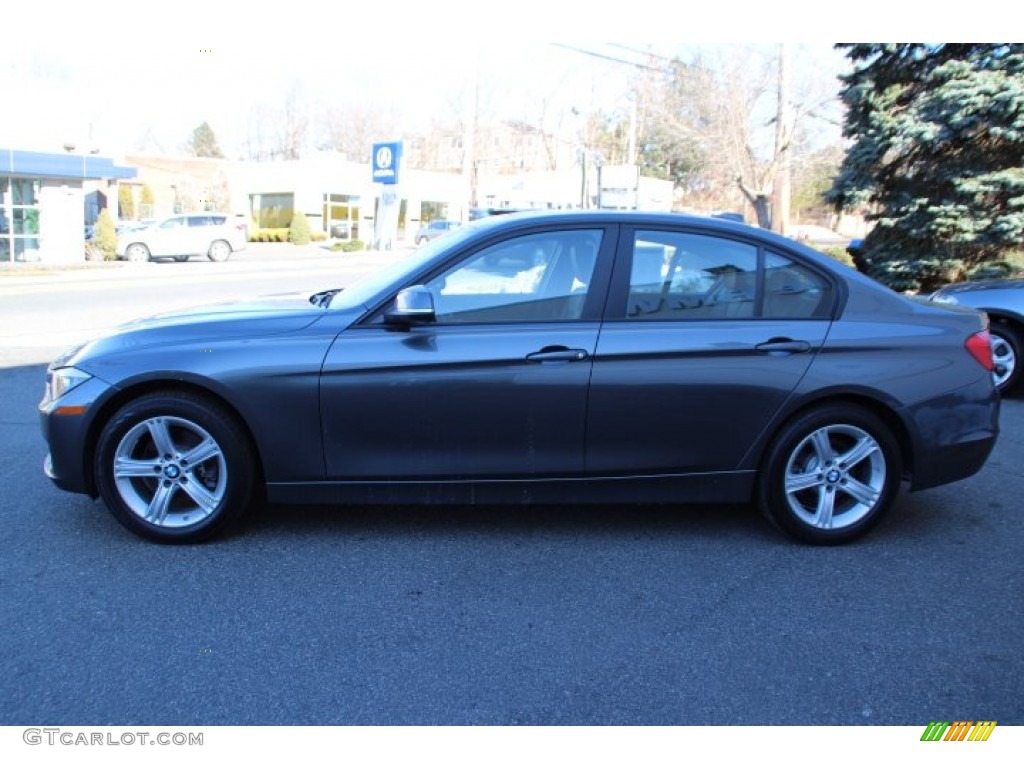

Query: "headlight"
left=43, top=366, right=92, bottom=405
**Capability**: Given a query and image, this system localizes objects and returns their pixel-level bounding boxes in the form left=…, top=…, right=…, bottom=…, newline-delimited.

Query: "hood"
left=121, top=292, right=327, bottom=330
left=59, top=292, right=335, bottom=367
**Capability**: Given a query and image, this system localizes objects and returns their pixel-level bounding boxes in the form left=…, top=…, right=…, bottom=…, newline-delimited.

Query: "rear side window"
left=623, top=233, right=833, bottom=320
left=626, top=232, right=757, bottom=320
left=762, top=252, right=833, bottom=319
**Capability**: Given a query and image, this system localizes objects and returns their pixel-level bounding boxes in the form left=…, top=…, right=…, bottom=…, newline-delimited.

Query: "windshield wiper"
left=309, top=288, right=343, bottom=308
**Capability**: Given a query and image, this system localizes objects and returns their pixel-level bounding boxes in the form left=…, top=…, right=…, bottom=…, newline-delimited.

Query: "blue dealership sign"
left=372, top=142, right=402, bottom=185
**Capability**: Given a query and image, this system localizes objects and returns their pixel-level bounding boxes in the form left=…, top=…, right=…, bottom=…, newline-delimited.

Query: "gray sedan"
left=40, top=211, right=999, bottom=545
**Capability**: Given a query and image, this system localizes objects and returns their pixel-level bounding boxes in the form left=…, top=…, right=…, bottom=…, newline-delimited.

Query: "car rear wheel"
left=125, top=243, right=150, bottom=263
left=757, top=404, right=901, bottom=545
left=207, top=240, right=232, bottom=262
left=94, top=391, right=256, bottom=543
left=990, top=323, right=1021, bottom=395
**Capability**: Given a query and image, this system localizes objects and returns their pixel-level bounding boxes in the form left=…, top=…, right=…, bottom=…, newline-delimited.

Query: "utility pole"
left=772, top=43, right=792, bottom=236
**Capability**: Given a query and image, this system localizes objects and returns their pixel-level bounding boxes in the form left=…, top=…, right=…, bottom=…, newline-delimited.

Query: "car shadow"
left=242, top=500, right=780, bottom=544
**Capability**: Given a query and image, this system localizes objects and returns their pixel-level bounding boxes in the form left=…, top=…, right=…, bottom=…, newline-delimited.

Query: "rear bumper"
left=901, top=376, right=1000, bottom=491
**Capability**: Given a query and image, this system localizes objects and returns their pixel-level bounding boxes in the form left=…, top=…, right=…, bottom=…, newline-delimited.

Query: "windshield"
left=328, top=221, right=486, bottom=310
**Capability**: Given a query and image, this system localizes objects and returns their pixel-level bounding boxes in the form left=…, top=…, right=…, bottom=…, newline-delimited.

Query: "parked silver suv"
left=116, top=213, right=247, bottom=263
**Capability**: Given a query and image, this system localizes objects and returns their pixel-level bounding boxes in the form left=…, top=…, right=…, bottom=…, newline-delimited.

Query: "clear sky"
left=1, top=2, right=979, bottom=159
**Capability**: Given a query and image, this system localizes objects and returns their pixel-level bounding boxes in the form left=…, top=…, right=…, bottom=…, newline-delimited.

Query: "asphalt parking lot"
left=1, top=251, right=1022, bottom=726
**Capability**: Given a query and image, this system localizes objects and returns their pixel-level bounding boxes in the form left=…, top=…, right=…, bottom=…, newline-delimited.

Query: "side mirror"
left=385, top=285, right=436, bottom=325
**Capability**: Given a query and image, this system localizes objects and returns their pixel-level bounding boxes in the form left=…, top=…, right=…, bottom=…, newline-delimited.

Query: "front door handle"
left=525, top=346, right=589, bottom=363
left=755, top=338, right=811, bottom=355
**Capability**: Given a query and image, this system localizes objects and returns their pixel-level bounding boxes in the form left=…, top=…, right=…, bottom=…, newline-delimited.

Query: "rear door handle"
left=526, top=346, right=589, bottom=363
left=755, top=338, right=811, bottom=354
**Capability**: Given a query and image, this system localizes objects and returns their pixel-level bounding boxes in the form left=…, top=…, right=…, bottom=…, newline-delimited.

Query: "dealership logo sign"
left=920, top=721, right=997, bottom=741
left=372, top=142, right=402, bottom=185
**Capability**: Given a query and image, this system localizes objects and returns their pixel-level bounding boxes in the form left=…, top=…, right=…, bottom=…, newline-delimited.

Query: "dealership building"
left=1, top=147, right=136, bottom=264
left=2, top=145, right=673, bottom=264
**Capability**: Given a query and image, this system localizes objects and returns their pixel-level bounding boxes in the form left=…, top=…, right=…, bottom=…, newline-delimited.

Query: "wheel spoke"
left=786, top=470, right=823, bottom=494
left=145, top=482, right=176, bottom=525
left=114, top=456, right=157, bottom=478
left=837, top=436, right=879, bottom=470
left=146, top=419, right=177, bottom=457
left=178, top=478, right=220, bottom=514
left=843, top=477, right=880, bottom=508
left=811, top=486, right=837, bottom=529
left=810, top=428, right=835, bottom=465
left=180, top=438, right=221, bottom=467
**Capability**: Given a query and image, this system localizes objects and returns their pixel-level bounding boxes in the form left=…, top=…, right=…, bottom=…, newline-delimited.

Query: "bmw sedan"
left=40, top=212, right=999, bottom=545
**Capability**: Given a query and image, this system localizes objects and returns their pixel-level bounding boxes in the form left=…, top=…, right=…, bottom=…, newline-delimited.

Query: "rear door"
left=585, top=226, right=836, bottom=474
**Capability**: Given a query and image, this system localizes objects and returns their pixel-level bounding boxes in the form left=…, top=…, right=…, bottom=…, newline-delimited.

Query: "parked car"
left=930, top=278, right=1024, bottom=395
left=40, top=211, right=999, bottom=545
left=115, top=213, right=247, bottom=263
left=414, top=219, right=461, bottom=245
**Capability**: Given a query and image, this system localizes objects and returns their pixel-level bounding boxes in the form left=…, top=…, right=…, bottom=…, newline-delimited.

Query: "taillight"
left=965, top=330, right=994, bottom=372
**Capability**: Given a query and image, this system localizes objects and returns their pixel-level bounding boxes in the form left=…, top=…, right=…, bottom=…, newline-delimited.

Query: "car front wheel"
left=757, top=404, right=901, bottom=545
left=125, top=243, right=150, bottom=262
left=94, top=391, right=256, bottom=543
left=207, top=240, right=232, bottom=262
left=990, top=323, right=1021, bottom=395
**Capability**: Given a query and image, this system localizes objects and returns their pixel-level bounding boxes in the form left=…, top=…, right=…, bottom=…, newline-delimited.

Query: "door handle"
left=525, top=346, right=589, bottom=363
left=755, top=338, right=811, bottom=354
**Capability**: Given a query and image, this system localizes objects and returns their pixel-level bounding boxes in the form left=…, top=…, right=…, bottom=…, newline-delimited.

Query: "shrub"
left=310, top=230, right=327, bottom=242
left=249, top=228, right=289, bottom=243
left=328, top=239, right=365, bottom=253
left=817, top=246, right=856, bottom=269
left=94, top=209, right=118, bottom=261
left=288, top=212, right=311, bottom=245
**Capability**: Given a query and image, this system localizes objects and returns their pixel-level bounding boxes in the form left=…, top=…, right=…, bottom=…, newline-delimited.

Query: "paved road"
left=1, top=254, right=1022, bottom=725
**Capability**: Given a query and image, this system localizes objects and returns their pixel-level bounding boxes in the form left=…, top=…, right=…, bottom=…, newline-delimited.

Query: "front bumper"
left=39, top=375, right=115, bottom=497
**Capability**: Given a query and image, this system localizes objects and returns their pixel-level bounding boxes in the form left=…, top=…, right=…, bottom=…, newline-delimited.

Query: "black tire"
left=94, top=391, right=256, bottom=543
left=207, top=240, right=232, bottom=262
left=989, top=322, right=1021, bottom=395
left=757, top=404, right=902, bottom=545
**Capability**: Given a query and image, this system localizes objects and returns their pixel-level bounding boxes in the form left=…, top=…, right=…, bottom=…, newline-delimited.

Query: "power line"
left=550, top=44, right=673, bottom=73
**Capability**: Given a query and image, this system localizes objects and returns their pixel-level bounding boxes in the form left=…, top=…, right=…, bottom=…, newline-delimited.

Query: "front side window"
left=626, top=231, right=758, bottom=320
left=422, top=230, right=602, bottom=324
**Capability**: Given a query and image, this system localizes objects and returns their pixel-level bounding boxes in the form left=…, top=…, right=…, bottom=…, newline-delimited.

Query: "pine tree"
left=187, top=121, right=224, bottom=158
left=828, top=44, right=1024, bottom=292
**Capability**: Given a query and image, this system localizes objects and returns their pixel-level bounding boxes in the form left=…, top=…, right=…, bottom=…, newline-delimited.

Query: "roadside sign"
left=372, top=142, right=402, bottom=185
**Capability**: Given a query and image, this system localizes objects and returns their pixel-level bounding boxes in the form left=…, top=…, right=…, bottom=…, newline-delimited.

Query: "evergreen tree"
left=187, top=121, right=224, bottom=158
left=828, top=44, right=1024, bottom=292
left=288, top=211, right=311, bottom=245
left=95, top=209, right=118, bottom=261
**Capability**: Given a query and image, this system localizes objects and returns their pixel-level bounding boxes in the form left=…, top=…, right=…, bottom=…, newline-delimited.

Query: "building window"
left=0, top=177, right=42, bottom=263
left=250, top=192, right=294, bottom=229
